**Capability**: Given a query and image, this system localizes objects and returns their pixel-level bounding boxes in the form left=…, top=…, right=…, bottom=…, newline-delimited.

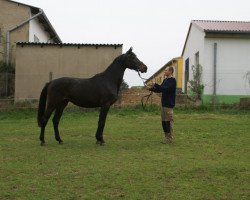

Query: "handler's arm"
left=154, top=79, right=176, bottom=93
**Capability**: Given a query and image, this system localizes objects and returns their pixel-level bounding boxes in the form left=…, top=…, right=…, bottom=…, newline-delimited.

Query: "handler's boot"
left=161, top=133, right=172, bottom=144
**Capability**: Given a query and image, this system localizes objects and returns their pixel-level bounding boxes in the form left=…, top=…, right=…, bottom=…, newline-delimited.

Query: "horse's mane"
left=92, top=54, right=125, bottom=78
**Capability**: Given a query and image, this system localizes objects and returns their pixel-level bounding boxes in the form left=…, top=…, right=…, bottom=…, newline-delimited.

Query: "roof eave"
left=8, top=0, right=40, bottom=11
left=205, top=30, right=250, bottom=34
left=38, top=12, right=62, bottom=43
left=181, top=22, right=193, bottom=56
left=16, top=42, right=123, bottom=47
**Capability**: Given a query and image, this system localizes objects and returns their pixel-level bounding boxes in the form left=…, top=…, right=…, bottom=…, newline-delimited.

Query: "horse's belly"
left=70, top=97, right=100, bottom=108
left=69, top=93, right=117, bottom=108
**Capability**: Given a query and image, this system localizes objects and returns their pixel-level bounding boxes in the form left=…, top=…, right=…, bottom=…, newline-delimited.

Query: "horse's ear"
left=126, top=47, right=133, bottom=54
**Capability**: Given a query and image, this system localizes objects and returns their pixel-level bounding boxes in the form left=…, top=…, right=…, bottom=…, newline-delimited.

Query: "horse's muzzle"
left=139, top=63, right=147, bottom=73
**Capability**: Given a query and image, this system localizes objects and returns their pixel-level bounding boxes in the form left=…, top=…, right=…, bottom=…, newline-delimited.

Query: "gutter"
left=212, top=43, right=217, bottom=106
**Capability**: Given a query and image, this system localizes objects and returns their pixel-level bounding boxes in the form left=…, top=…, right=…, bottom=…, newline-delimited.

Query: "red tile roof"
left=181, top=20, right=250, bottom=56
left=192, top=20, right=250, bottom=33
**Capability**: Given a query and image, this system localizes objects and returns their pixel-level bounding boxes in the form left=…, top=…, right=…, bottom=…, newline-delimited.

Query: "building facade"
left=145, top=57, right=183, bottom=92
left=0, top=0, right=61, bottom=64
left=182, top=20, right=250, bottom=103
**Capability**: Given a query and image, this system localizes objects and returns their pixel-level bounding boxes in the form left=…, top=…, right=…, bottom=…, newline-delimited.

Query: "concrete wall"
left=204, top=37, right=250, bottom=96
left=15, top=44, right=122, bottom=101
left=114, top=88, right=188, bottom=107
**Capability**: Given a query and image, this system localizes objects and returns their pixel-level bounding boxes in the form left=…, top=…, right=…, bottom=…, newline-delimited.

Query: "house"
left=182, top=20, right=250, bottom=104
left=0, top=0, right=123, bottom=101
left=0, top=0, right=61, bottom=64
left=145, top=57, right=183, bottom=92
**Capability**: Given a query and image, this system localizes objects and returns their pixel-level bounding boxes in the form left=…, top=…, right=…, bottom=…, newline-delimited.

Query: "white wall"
left=204, top=38, right=250, bottom=95
left=29, top=18, right=51, bottom=43
left=182, top=24, right=205, bottom=91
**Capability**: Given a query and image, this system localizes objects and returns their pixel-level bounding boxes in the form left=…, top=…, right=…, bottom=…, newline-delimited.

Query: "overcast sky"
left=18, top=0, right=250, bottom=86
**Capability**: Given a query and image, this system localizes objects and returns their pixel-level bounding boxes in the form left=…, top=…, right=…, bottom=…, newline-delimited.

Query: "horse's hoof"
left=40, top=141, right=45, bottom=146
left=96, top=141, right=101, bottom=145
left=96, top=140, right=105, bottom=146
left=58, top=140, right=63, bottom=144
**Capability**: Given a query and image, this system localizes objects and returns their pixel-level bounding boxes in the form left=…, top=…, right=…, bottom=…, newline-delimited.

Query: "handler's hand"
left=148, top=87, right=154, bottom=91
left=146, top=83, right=155, bottom=91
left=146, top=83, right=155, bottom=88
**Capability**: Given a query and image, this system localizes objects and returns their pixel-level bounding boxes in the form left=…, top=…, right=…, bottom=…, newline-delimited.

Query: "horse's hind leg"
left=40, top=106, right=55, bottom=146
left=53, top=101, right=68, bottom=144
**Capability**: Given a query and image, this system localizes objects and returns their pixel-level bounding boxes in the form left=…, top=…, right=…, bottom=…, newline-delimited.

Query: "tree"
left=120, top=80, right=129, bottom=91
left=188, top=64, right=204, bottom=101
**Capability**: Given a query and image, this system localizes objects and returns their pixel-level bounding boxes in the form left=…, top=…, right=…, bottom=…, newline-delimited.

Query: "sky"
left=17, top=0, right=250, bottom=87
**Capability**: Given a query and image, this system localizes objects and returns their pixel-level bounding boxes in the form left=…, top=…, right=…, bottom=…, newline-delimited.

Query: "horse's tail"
left=37, top=83, right=50, bottom=127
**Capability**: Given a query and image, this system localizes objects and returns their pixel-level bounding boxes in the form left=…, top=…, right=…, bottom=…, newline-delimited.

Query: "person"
left=149, top=66, right=177, bottom=144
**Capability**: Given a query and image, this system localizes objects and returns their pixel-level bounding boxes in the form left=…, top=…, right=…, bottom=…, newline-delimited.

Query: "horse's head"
left=123, top=47, right=147, bottom=73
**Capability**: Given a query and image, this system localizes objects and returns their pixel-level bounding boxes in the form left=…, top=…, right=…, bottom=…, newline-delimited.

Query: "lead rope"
left=137, top=69, right=155, bottom=110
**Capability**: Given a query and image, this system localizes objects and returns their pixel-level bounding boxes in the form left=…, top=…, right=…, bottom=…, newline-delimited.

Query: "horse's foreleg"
left=96, top=105, right=110, bottom=145
left=53, top=103, right=67, bottom=144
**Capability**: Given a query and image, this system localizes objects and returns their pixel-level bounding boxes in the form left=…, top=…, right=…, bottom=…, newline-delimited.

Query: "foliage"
left=244, top=71, right=250, bottom=86
left=188, top=64, right=204, bottom=101
left=0, top=60, right=15, bottom=73
left=0, top=61, right=15, bottom=97
left=0, top=108, right=249, bottom=199
left=120, top=79, right=129, bottom=91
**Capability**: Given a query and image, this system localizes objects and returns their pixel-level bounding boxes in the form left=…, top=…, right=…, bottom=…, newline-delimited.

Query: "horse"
left=37, top=47, right=148, bottom=146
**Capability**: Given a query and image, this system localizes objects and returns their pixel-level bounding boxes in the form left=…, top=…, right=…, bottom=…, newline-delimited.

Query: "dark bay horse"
left=37, top=48, right=147, bottom=145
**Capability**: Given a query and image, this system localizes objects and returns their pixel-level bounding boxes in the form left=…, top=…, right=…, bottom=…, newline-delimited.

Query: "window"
left=184, top=58, right=190, bottom=93
left=195, top=51, right=199, bottom=66
left=34, top=35, right=40, bottom=42
left=185, top=58, right=189, bottom=81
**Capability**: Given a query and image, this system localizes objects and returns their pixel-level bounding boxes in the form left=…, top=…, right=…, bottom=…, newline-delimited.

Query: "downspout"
left=5, top=9, right=43, bottom=96
left=212, top=43, right=217, bottom=106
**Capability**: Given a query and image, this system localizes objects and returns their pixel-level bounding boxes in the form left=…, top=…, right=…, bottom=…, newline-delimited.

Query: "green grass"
left=0, top=107, right=249, bottom=200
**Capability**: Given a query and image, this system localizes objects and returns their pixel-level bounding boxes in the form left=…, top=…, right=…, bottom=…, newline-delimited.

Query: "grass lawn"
left=0, top=106, right=249, bottom=200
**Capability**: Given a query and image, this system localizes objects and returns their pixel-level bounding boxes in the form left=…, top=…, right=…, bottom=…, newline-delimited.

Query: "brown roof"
left=192, top=20, right=250, bottom=33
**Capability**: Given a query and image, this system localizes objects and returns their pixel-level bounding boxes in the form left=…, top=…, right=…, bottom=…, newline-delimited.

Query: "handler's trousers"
left=161, top=107, right=174, bottom=142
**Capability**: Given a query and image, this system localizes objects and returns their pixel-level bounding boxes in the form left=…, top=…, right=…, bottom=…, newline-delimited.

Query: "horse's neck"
left=104, top=56, right=125, bottom=88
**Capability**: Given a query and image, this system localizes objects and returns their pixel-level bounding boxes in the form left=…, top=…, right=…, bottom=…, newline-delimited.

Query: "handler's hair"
left=167, top=66, right=174, bottom=74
